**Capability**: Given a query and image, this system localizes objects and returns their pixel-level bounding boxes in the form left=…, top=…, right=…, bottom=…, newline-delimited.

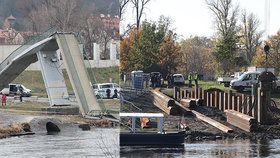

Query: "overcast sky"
left=121, top=0, right=280, bottom=39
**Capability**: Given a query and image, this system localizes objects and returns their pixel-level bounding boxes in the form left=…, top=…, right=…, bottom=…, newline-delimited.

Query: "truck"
left=0, top=84, right=32, bottom=97
left=217, top=72, right=243, bottom=87
left=230, top=67, right=277, bottom=91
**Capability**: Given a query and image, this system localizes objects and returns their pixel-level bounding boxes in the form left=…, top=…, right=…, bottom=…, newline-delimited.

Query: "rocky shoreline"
left=0, top=110, right=118, bottom=139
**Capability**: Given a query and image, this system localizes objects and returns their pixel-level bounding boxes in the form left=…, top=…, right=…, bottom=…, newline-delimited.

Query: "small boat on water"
left=120, top=113, right=185, bottom=146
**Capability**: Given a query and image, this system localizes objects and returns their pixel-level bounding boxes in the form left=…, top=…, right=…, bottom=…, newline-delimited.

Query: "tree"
left=130, top=0, right=151, bottom=29
left=180, top=36, right=216, bottom=77
left=120, top=17, right=179, bottom=73
left=120, top=28, right=139, bottom=72
left=206, top=0, right=239, bottom=74
left=17, top=0, right=82, bottom=32
left=267, top=32, right=280, bottom=72
left=158, top=31, right=181, bottom=73
left=239, top=11, right=262, bottom=64
left=119, top=0, right=129, bottom=20
left=129, top=21, right=160, bottom=70
left=41, top=0, right=81, bottom=31
left=252, top=32, right=280, bottom=73
left=251, top=46, right=265, bottom=67
left=78, top=12, right=104, bottom=59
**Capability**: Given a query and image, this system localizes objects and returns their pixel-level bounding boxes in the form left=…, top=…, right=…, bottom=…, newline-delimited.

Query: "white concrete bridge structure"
left=0, top=32, right=101, bottom=116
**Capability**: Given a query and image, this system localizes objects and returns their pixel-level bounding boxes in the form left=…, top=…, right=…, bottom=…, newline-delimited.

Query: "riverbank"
left=0, top=99, right=119, bottom=139
left=120, top=88, right=280, bottom=142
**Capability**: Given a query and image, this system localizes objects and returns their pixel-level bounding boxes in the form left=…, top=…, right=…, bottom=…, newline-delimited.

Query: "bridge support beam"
left=37, top=50, right=70, bottom=106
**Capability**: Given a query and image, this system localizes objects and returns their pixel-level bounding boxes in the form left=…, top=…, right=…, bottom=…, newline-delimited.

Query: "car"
left=0, top=84, right=32, bottom=97
left=93, top=83, right=121, bottom=99
left=172, top=74, right=185, bottom=85
left=230, top=71, right=260, bottom=91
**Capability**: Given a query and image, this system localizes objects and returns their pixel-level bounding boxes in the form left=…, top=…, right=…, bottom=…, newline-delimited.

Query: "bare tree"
left=181, top=36, right=215, bottom=76
left=131, top=0, right=151, bottom=29
left=21, top=0, right=81, bottom=32
left=16, top=0, right=47, bottom=32
left=206, top=0, right=239, bottom=74
left=119, top=0, right=130, bottom=20
left=41, top=0, right=81, bottom=31
left=79, top=12, right=118, bottom=60
left=240, top=11, right=262, bottom=64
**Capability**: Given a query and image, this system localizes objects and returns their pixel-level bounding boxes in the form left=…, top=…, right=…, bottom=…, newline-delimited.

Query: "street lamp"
left=264, top=44, right=270, bottom=72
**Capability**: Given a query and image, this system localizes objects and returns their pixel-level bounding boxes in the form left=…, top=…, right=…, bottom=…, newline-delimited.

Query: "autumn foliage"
left=120, top=19, right=181, bottom=74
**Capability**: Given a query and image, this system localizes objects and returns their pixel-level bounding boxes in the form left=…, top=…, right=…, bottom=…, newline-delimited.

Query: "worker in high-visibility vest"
left=194, top=72, right=198, bottom=86
left=188, top=73, right=192, bottom=87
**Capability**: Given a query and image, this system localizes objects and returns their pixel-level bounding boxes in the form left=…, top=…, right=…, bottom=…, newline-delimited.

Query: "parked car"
left=230, top=71, right=260, bottom=91
left=230, top=70, right=278, bottom=92
left=172, top=74, right=185, bottom=85
left=93, top=83, right=121, bottom=99
left=0, top=84, right=32, bottom=97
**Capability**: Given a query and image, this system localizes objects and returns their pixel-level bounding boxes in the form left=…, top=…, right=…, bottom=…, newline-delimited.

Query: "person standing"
left=19, top=86, right=24, bottom=102
left=188, top=73, right=193, bottom=87
left=106, top=88, right=111, bottom=99
left=2, top=94, right=7, bottom=106
left=166, top=73, right=171, bottom=88
left=194, top=72, right=198, bottom=86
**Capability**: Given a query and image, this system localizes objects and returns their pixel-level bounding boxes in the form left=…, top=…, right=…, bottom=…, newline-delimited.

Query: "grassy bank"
left=0, top=101, right=49, bottom=111
left=12, top=67, right=119, bottom=97
left=198, top=80, right=231, bottom=91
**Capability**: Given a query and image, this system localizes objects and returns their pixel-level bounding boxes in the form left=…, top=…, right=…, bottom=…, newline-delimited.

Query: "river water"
left=0, top=128, right=119, bottom=158
left=121, top=139, right=280, bottom=158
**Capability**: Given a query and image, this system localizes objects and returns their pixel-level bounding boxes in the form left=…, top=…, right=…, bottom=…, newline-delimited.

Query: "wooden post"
left=241, top=94, right=246, bottom=114
left=253, top=95, right=258, bottom=120
left=214, top=91, right=219, bottom=109
left=210, top=93, right=214, bottom=107
left=184, top=90, right=188, bottom=99
left=257, top=87, right=269, bottom=124
left=228, top=90, right=233, bottom=110
left=191, top=90, right=195, bottom=98
left=224, top=92, right=228, bottom=110
left=248, top=96, right=253, bottom=116
left=219, top=92, right=224, bottom=111
left=237, top=96, right=242, bottom=113
left=202, top=89, right=205, bottom=100
left=197, top=86, right=199, bottom=99
left=232, top=95, right=237, bottom=111
left=181, top=90, right=185, bottom=99
left=202, top=90, right=206, bottom=105
left=207, top=92, right=210, bottom=107
left=178, top=87, right=181, bottom=100
left=195, top=86, right=198, bottom=99
left=188, top=90, right=191, bottom=98
left=173, top=87, right=177, bottom=100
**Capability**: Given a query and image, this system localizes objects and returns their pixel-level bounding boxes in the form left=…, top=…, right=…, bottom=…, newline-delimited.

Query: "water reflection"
left=121, top=139, right=280, bottom=158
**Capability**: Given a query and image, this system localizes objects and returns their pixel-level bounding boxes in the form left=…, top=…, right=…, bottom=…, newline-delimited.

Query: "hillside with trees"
left=0, top=0, right=119, bottom=31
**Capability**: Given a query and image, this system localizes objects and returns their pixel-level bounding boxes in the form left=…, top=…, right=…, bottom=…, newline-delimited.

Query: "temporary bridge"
left=0, top=30, right=101, bottom=116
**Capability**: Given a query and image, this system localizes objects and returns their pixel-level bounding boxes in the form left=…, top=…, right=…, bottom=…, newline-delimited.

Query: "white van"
left=230, top=71, right=261, bottom=91
left=0, top=84, right=32, bottom=97
left=173, top=74, right=185, bottom=85
left=92, top=83, right=121, bottom=99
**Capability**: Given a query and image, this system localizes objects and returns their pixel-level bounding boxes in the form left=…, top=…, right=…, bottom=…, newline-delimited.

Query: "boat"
left=120, top=113, right=185, bottom=146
